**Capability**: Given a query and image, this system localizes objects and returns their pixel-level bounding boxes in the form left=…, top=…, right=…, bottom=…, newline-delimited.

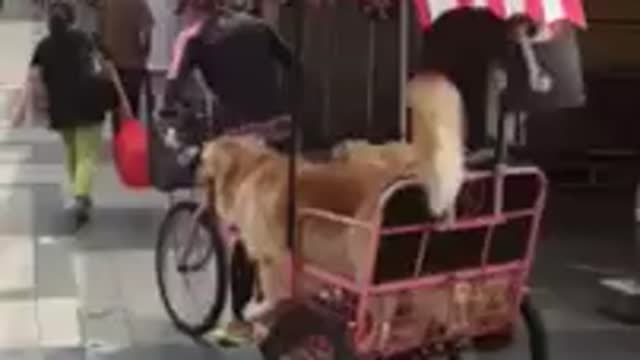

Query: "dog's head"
left=199, top=135, right=266, bottom=180
left=198, top=135, right=269, bottom=217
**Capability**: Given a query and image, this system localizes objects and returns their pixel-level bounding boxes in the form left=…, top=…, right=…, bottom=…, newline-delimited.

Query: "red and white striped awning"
left=412, top=0, right=586, bottom=29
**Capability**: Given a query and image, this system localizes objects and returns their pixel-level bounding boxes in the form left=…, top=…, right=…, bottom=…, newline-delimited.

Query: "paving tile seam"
left=112, top=262, right=135, bottom=348
left=0, top=288, right=35, bottom=301
left=34, top=299, right=83, bottom=348
left=33, top=240, right=78, bottom=349
left=71, top=250, right=136, bottom=350
left=30, top=181, right=82, bottom=349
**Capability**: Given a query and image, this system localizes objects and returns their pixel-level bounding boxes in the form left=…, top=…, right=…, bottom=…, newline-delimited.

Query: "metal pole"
left=486, top=60, right=509, bottom=165
left=487, top=61, right=507, bottom=215
left=286, top=0, right=304, bottom=250
left=322, top=5, right=334, bottom=140
left=398, top=0, right=409, bottom=141
left=635, top=182, right=640, bottom=283
left=366, top=21, right=376, bottom=138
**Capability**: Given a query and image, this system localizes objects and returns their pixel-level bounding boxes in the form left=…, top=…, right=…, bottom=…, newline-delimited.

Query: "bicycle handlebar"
left=157, top=109, right=292, bottom=169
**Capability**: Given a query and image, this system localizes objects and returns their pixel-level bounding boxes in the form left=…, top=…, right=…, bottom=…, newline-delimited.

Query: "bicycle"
left=154, top=105, right=290, bottom=337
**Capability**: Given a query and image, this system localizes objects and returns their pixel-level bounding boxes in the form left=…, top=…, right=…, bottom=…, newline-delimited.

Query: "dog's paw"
left=243, top=299, right=279, bottom=323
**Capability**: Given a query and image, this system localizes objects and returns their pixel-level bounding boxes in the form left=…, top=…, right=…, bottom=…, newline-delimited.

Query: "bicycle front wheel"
left=155, top=201, right=228, bottom=337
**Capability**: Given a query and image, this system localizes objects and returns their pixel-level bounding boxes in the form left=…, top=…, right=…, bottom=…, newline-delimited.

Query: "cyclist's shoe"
left=72, top=196, right=92, bottom=229
left=210, top=321, right=255, bottom=347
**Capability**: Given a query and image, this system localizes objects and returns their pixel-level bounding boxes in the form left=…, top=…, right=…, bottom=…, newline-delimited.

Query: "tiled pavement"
left=0, top=126, right=270, bottom=360
left=1, top=124, right=640, bottom=360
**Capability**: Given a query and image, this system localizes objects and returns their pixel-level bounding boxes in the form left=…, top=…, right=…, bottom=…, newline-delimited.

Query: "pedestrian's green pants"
left=59, top=124, right=102, bottom=197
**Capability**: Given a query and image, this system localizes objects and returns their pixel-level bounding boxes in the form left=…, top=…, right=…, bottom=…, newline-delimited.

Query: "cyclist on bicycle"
left=157, top=0, right=296, bottom=344
left=160, top=0, right=295, bottom=145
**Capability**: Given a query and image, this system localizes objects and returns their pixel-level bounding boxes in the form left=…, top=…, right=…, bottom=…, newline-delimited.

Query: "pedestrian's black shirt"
left=31, top=30, right=105, bottom=129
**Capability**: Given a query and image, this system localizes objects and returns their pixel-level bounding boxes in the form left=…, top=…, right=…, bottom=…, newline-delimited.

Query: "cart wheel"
left=521, top=295, right=549, bottom=360
left=260, top=303, right=357, bottom=360
left=230, top=241, right=257, bottom=321
left=155, top=201, right=228, bottom=337
left=468, top=295, right=548, bottom=360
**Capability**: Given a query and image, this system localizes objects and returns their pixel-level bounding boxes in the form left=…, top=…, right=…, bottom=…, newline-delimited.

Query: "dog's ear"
left=233, top=134, right=266, bottom=150
left=199, top=140, right=234, bottom=182
left=196, top=144, right=215, bottom=187
left=251, top=135, right=267, bottom=148
left=199, top=141, right=217, bottom=181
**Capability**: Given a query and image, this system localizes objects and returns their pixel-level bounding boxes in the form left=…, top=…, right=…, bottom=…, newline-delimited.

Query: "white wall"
left=0, top=0, right=37, bottom=19
left=147, top=0, right=180, bottom=72
left=0, top=20, right=41, bottom=85
left=0, top=19, right=42, bottom=123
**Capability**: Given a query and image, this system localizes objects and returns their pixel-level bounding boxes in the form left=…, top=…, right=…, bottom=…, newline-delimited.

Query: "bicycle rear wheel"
left=155, top=201, right=228, bottom=336
left=521, top=295, right=549, bottom=360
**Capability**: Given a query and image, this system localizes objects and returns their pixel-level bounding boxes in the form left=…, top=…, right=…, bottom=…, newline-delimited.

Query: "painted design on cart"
left=412, top=0, right=586, bottom=28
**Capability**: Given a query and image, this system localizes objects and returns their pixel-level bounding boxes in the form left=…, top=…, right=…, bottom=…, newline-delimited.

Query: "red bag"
left=112, top=118, right=150, bottom=188
left=102, top=55, right=150, bottom=189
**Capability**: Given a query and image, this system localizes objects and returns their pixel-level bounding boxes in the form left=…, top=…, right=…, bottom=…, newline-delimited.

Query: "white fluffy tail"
left=424, top=145, right=465, bottom=216
left=407, top=73, right=466, bottom=217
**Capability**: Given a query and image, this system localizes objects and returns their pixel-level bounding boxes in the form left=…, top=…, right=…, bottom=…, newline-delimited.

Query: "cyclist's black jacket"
left=164, top=12, right=294, bottom=125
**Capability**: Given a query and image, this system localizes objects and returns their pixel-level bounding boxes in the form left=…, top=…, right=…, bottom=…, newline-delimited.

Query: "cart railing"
left=293, top=164, right=547, bottom=354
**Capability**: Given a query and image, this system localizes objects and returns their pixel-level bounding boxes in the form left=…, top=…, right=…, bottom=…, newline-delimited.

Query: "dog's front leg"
left=243, top=253, right=292, bottom=322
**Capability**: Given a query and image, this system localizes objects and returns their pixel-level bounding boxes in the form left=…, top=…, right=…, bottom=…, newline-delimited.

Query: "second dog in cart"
left=152, top=0, right=587, bottom=359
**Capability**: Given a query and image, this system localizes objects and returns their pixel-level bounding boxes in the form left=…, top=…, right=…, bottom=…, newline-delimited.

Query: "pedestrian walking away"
left=12, top=0, right=117, bottom=228
left=97, top=0, right=154, bottom=130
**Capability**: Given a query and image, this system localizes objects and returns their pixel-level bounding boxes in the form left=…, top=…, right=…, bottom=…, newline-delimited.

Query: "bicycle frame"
left=175, top=191, right=240, bottom=269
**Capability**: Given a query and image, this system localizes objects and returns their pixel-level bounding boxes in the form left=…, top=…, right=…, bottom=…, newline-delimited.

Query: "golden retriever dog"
left=200, top=72, right=465, bottom=348
left=200, top=136, right=402, bottom=324
left=333, top=72, right=466, bottom=217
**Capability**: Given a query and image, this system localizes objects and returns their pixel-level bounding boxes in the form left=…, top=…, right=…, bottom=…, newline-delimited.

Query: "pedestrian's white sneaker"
left=63, top=195, right=76, bottom=210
